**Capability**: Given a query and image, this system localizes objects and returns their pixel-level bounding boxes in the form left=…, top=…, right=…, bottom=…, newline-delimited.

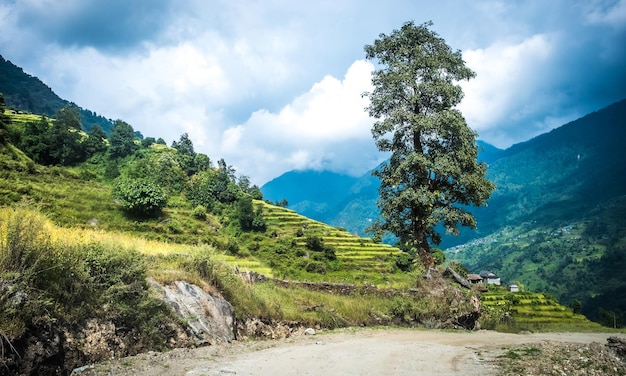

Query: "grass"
left=255, top=201, right=408, bottom=286
left=480, top=289, right=605, bottom=332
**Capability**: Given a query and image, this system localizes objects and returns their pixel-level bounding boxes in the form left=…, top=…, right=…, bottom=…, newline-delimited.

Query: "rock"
left=443, top=267, right=471, bottom=289
left=607, top=336, right=626, bottom=359
left=150, top=279, right=236, bottom=345
left=71, top=364, right=95, bottom=374
left=304, top=328, right=316, bottom=335
left=237, top=318, right=306, bottom=339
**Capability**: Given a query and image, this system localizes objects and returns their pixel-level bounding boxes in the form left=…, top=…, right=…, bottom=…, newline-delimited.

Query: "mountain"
left=261, top=140, right=505, bottom=237
left=262, top=99, right=626, bottom=321
left=261, top=170, right=359, bottom=223
left=0, top=55, right=113, bottom=133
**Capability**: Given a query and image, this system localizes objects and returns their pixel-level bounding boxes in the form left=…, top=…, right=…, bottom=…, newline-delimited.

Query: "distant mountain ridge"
left=261, top=99, right=626, bottom=321
left=262, top=100, right=625, bottom=243
left=0, top=55, right=114, bottom=133
left=261, top=139, right=506, bottom=235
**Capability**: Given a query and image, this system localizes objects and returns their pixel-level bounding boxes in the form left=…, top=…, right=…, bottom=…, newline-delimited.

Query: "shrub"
left=395, top=252, right=414, bottom=272
left=113, top=178, right=168, bottom=217
left=191, top=205, right=207, bottom=220
left=431, top=248, right=445, bottom=265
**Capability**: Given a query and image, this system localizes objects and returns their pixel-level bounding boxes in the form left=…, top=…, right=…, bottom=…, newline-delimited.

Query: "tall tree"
left=0, top=93, right=11, bottom=143
left=49, top=104, right=84, bottom=165
left=109, top=120, right=137, bottom=159
left=21, top=116, right=51, bottom=164
left=83, top=124, right=108, bottom=157
left=172, top=133, right=197, bottom=176
left=364, top=21, right=495, bottom=267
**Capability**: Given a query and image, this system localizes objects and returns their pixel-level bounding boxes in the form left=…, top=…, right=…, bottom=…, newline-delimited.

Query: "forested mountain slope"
left=0, top=55, right=113, bottom=133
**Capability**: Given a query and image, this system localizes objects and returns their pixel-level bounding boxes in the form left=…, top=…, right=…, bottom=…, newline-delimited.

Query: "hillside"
left=0, top=60, right=611, bottom=375
left=0, top=55, right=113, bottom=133
left=261, top=99, right=626, bottom=324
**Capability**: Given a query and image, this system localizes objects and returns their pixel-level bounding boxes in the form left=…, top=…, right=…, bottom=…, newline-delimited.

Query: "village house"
left=480, top=271, right=501, bottom=285
left=466, top=273, right=483, bottom=284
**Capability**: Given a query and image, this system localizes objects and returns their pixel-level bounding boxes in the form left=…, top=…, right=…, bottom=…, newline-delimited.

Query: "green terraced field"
left=481, top=291, right=603, bottom=331
left=255, top=200, right=406, bottom=284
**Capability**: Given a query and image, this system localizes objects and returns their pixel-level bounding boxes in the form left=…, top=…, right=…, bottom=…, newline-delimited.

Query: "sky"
left=0, top=0, right=625, bottom=185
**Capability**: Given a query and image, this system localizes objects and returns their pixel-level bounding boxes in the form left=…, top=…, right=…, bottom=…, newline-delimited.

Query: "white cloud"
left=459, top=34, right=556, bottom=147
left=219, top=60, right=379, bottom=185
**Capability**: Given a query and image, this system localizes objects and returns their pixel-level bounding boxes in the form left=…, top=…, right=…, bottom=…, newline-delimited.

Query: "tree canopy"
left=363, top=21, right=495, bottom=266
left=109, top=120, right=137, bottom=159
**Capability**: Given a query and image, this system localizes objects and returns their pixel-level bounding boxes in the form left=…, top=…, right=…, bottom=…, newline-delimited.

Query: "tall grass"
left=0, top=208, right=179, bottom=349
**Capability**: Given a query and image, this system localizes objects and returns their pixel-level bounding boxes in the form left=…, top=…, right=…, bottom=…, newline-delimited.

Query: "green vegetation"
left=363, top=21, right=494, bottom=266
left=448, top=199, right=626, bottom=326
left=0, top=208, right=178, bottom=346
left=480, top=290, right=603, bottom=332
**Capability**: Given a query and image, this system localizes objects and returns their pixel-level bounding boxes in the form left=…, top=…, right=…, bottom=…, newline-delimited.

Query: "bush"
left=0, top=208, right=175, bottom=346
left=431, top=248, right=445, bottom=265
left=191, top=205, right=207, bottom=220
left=113, top=178, right=168, bottom=217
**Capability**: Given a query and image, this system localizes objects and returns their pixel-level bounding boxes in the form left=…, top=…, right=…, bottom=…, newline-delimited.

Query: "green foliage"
left=0, top=209, right=175, bottom=345
left=363, top=21, right=494, bottom=265
left=191, top=204, right=207, bottom=220
left=83, top=124, right=108, bottom=157
left=172, top=133, right=197, bottom=176
left=186, top=169, right=242, bottom=211
left=431, top=248, right=445, bottom=265
left=120, top=146, right=187, bottom=193
left=0, top=94, right=11, bottom=143
left=113, top=178, right=168, bottom=217
left=19, top=115, right=50, bottom=163
left=395, top=252, right=414, bottom=272
left=108, top=120, right=137, bottom=159
left=234, top=196, right=266, bottom=232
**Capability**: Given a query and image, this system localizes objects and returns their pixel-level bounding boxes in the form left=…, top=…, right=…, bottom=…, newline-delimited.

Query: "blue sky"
left=1, top=0, right=625, bottom=185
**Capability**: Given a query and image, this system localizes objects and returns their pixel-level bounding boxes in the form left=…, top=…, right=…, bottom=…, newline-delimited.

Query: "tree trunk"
left=416, top=235, right=434, bottom=269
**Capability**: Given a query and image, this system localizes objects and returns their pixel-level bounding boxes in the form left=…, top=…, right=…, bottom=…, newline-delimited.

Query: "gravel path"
left=82, top=328, right=625, bottom=376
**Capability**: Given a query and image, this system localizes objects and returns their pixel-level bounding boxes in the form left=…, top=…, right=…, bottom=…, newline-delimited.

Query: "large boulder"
left=150, top=279, right=236, bottom=345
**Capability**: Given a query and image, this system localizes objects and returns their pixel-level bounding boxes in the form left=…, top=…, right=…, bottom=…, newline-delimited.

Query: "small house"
left=480, top=271, right=501, bottom=285
left=467, top=274, right=483, bottom=284
left=509, top=284, right=519, bottom=293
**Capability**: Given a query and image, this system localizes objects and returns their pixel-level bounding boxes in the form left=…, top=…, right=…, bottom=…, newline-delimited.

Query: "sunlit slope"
left=258, top=201, right=405, bottom=283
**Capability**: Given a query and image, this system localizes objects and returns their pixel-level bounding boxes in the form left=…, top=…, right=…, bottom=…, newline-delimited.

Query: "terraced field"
left=256, top=201, right=405, bottom=282
left=481, top=291, right=602, bottom=330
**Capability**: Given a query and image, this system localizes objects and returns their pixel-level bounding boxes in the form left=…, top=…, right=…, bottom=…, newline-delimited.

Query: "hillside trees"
left=0, top=93, right=11, bottom=142
left=112, top=178, right=168, bottom=217
left=83, top=124, right=108, bottom=157
left=109, top=120, right=138, bottom=159
left=48, top=104, right=85, bottom=165
left=172, top=132, right=197, bottom=176
left=363, top=21, right=494, bottom=267
left=20, top=115, right=51, bottom=163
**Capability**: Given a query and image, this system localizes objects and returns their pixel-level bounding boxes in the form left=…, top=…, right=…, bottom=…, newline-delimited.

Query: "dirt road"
left=83, top=328, right=624, bottom=376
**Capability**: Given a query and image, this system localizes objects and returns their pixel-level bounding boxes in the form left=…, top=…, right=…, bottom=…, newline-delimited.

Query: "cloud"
left=9, top=0, right=177, bottom=52
left=585, top=0, right=626, bottom=30
left=459, top=34, right=556, bottom=147
left=1, top=0, right=625, bottom=184
left=219, top=60, right=380, bottom=185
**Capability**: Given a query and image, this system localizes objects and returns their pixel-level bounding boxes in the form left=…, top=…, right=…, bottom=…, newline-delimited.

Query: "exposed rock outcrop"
left=443, top=266, right=472, bottom=289
left=149, top=279, right=236, bottom=345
